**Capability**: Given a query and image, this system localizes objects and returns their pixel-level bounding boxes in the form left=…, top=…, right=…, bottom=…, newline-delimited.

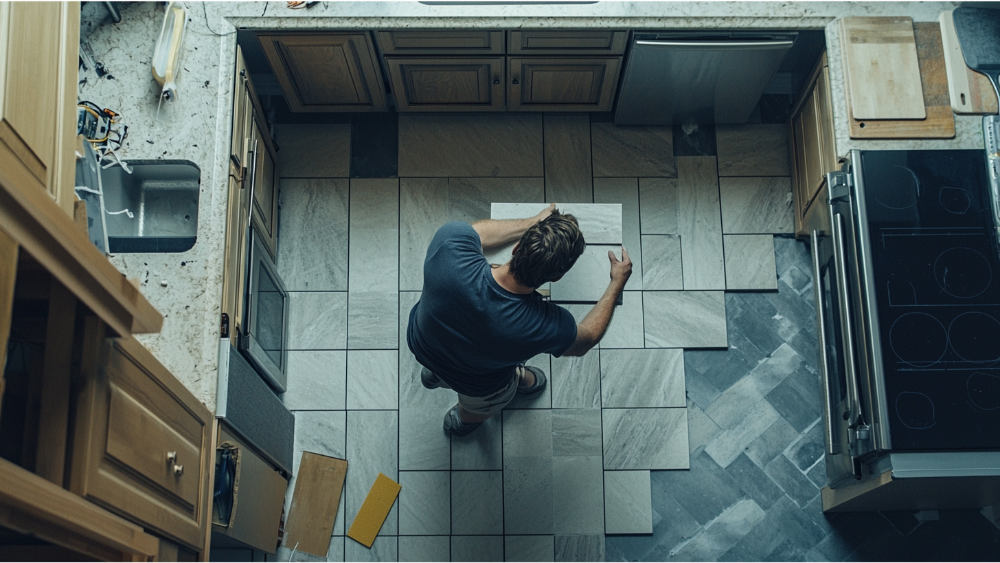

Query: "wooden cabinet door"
left=249, top=117, right=279, bottom=260
left=815, top=63, right=838, bottom=178
left=800, top=86, right=824, bottom=205
left=70, top=318, right=214, bottom=551
left=231, top=46, right=251, bottom=170
left=0, top=2, right=79, bottom=216
left=507, top=57, right=621, bottom=111
left=386, top=57, right=505, bottom=112
left=508, top=30, right=627, bottom=55
left=257, top=33, right=386, bottom=112
left=377, top=30, right=504, bottom=55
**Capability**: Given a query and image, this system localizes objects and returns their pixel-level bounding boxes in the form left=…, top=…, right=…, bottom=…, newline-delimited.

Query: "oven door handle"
left=812, top=230, right=841, bottom=456
left=832, top=213, right=863, bottom=429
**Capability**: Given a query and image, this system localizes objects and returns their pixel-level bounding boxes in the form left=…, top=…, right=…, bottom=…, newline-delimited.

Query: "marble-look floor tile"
left=350, top=178, right=400, bottom=230
left=489, top=202, right=622, bottom=248
left=291, top=412, right=347, bottom=535
left=451, top=416, right=502, bottom=470
left=643, top=291, right=727, bottom=348
left=328, top=536, right=346, bottom=562
left=505, top=535, right=554, bottom=562
left=687, top=399, right=723, bottom=455
left=552, top=409, right=603, bottom=456
left=604, top=470, right=653, bottom=535
left=277, top=179, right=350, bottom=291
left=399, top=471, right=450, bottom=535
left=400, top=178, right=449, bottom=291
left=348, top=292, right=398, bottom=349
left=503, top=409, right=553, bottom=457
left=550, top=245, right=619, bottom=303
left=347, top=350, right=399, bottom=410
left=719, top=177, right=794, bottom=234
left=724, top=235, right=778, bottom=291
left=544, top=114, right=593, bottom=203
left=716, top=124, right=790, bottom=177
left=399, top=407, right=451, bottom=471
left=602, top=408, right=690, bottom=470
left=704, top=399, right=782, bottom=468
left=448, top=177, right=545, bottom=224
left=451, top=536, right=504, bottom=562
left=594, top=178, right=643, bottom=290
left=346, top=536, right=397, bottom=563
left=451, top=471, right=503, bottom=535
left=554, top=534, right=605, bottom=562
left=399, top=114, right=544, bottom=177
left=504, top=455, right=554, bottom=534
left=282, top=350, right=347, bottom=410
left=591, top=123, right=676, bottom=177
left=349, top=179, right=399, bottom=293
left=288, top=292, right=348, bottom=350
left=399, top=537, right=449, bottom=563
left=506, top=355, right=551, bottom=409
left=275, top=124, right=351, bottom=178
left=641, top=235, right=683, bottom=290
left=677, top=156, right=725, bottom=290
left=551, top=351, right=600, bottom=409
left=601, top=291, right=644, bottom=348
left=553, top=455, right=605, bottom=534
left=639, top=177, right=679, bottom=235
left=346, top=410, right=399, bottom=535
left=600, top=349, right=685, bottom=408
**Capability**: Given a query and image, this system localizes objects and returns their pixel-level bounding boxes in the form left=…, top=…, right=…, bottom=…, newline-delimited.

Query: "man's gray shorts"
left=433, top=370, right=519, bottom=417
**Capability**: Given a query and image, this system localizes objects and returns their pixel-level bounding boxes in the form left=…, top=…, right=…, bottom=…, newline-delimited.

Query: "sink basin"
left=100, top=160, right=200, bottom=253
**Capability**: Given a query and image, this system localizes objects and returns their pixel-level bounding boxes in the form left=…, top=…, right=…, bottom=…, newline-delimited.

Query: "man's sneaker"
left=421, top=367, right=442, bottom=390
left=516, top=365, right=547, bottom=399
left=443, top=405, right=481, bottom=437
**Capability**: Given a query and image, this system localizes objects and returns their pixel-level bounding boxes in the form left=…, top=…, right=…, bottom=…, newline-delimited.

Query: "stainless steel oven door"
left=240, top=229, right=289, bottom=392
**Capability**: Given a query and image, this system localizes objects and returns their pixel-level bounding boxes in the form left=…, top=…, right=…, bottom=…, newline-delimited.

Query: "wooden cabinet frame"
left=507, top=56, right=621, bottom=112
left=385, top=57, right=505, bottom=112
left=377, top=30, right=504, bottom=55
left=790, top=52, right=837, bottom=239
left=507, top=30, right=627, bottom=55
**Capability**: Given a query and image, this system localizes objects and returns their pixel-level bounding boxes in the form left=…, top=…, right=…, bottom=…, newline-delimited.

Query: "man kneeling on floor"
left=406, top=203, right=632, bottom=437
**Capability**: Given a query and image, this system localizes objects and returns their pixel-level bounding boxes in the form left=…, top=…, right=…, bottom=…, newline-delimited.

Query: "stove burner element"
left=949, top=312, right=1000, bottom=363
left=889, top=312, right=947, bottom=367
left=967, top=372, right=1000, bottom=411
left=895, top=391, right=937, bottom=429
left=933, top=247, right=992, bottom=298
left=939, top=187, right=972, bottom=214
left=874, top=165, right=920, bottom=210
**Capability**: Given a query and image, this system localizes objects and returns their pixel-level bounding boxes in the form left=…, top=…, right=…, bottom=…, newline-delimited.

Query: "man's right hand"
left=608, top=247, right=632, bottom=285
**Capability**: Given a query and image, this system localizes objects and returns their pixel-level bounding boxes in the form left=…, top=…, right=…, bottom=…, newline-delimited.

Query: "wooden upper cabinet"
left=250, top=116, right=279, bottom=259
left=257, top=33, right=386, bottom=112
left=386, top=57, right=505, bottom=112
left=378, top=30, right=504, bottom=55
left=0, top=2, right=79, bottom=216
left=507, top=57, right=621, bottom=111
left=508, top=30, right=627, bottom=55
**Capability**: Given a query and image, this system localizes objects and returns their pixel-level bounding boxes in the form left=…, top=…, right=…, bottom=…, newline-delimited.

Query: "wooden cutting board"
left=940, top=9, right=999, bottom=114
left=842, top=17, right=927, bottom=120
left=843, top=21, right=956, bottom=139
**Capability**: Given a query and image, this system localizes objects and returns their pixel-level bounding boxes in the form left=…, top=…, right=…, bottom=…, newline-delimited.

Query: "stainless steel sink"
left=100, top=160, right=200, bottom=253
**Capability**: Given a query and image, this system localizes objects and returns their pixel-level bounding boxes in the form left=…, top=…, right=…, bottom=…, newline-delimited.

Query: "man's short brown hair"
left=508, top=210, right=586, bottom=289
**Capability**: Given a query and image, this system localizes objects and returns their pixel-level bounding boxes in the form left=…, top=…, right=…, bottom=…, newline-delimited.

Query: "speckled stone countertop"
left=79, top=1, right=977, bottom=411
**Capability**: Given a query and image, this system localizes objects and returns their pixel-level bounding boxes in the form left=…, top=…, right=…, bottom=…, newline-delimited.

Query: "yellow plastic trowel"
left=152, top=1, right=187, bottom=105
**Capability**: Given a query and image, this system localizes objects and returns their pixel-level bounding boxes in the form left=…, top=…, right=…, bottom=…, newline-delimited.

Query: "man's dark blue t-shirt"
left=406, top=222, right=577, bottom=397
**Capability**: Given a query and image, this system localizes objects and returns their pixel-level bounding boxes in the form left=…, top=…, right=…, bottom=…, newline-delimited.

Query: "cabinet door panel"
left=378, top=30, right=504, bottom=55
left=250, top=118, right=279, bottom=260
left=257, top=33, right=386, bottom=112
left=508, top=30, right=627, bottom=55
left=386, top=57, right=505, bottom=112
left=816, top=64, right=838, bottom=177
left=508, top=57, right=621, bottom=111
left=800, top=87, right=823, bottom=204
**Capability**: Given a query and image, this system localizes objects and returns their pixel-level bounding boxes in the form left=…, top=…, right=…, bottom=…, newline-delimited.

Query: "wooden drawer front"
left=258, top=33, right=386, bottom=112
left=386, top=57, right=505, bottom=112
left=378, top=30, right=504, bottom=55
left=508, top=57, right=621, bottom=111
left=508, top=30, right=627, bottom=55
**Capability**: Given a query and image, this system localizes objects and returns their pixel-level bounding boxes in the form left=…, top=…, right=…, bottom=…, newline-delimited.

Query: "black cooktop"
left=860, top=150, right=1000, bottom=451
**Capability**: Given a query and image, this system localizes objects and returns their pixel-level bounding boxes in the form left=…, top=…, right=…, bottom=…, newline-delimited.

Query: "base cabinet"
left=507, top=56, right=621, bottom=111
left=385, top=57, right=505, bottom=111
left=790, top=52, right=838, bottom=238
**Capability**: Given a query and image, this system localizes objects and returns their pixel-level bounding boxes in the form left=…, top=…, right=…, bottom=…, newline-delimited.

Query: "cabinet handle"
left=166, top=451, right=177, bottom=464
left=512, top=79, right=519, bottom=85
left=493, top=78, right=500, bottom=85
left=174, top=464, right=185, bottom=477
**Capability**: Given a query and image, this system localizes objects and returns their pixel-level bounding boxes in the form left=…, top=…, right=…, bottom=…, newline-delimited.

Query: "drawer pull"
left=173, top=464, right=185, bottom=477
left=166, top=451, right=177, bottom=464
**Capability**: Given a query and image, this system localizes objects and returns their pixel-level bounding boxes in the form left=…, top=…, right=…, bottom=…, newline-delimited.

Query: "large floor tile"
left=593, top=178, right=642, bottom=290
left=291, top=412, right=347, bottom=535
left=716, top=124, right=790, bottom=177
left=505, top=535, right=554, bottom=562
left=288, top=292, right=348, bottom=350
left=347, top=350, right=399, bottom=410
left=400, top=178, right=449, bottom=291
left=552, top=409, right=603, bottom=456
left=544, top=115, right=593, bottom=203
left=638, top=177, right=678, bottom=235
left=275, top=124, right=351, bottom=178
left=398, top=536, right=449, bottom=562
left=604, top=470, right=653, bottom=535
left=724, top=235, right=778, bottom=291
left=668, top=498, right=766, bottom=561
left=503, top=410, right=553, bottom=457
left=399, top=407, right=451, bottom=471
left=399, top=471, right=450, bottom=536
left=553, top=534, right=605, bottom=562
left=451, top=416, right=502, bottom=470
left=551, top=351, right=600, bottom=409
left=677, top=156, right=725, bottom=290
left=719, top=177, right=794, bottom=234
left=600, top=348, right=685, bottom=408
left=490, top=202, right=622, bottom=244
left=591, top=123, right=676, bottom=177
left=503, top=455, right=554, bottom=534
left=704, top=399, right=782, bottom=468
left=448, top=177, right=545, bottom=224
left=282, top=350, right=347, bottom=410
left=346, top=536, right=397, bottom=562
left=553, top=455, right=604, bottom=534
left=346, top=410, right=399, bottom=535
left=601, top=291, right=644, bottom=348
left=399, top=114, right=543, bottom=177
left=640, top=235, right=683, bottom=290
left=348, top=292, right=398, bottom=349
left=451, top=536, right=504, bottom=562
left=602, top=408, right=690, bottom=470
left=550, top=245, right=620, bottom=303
left=451, top=471, right=504, bottom=535
left=349, top=179, right=399, bottom=293
left=278, top=179, right=350, bottom=291
left=643, top=291, right=727, bottom=348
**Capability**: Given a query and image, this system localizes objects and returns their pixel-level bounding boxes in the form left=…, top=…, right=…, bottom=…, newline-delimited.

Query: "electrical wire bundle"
left=77, top=100, right=131, bottom=172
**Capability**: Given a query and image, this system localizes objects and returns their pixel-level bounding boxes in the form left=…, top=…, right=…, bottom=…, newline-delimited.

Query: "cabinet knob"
left=493, top=79, right=500, bottom=85
left=512, top=79, right=519, bottom=85
left=166, top=451, right=177, bottom=464
left=174, top=464, right=185, bottom=477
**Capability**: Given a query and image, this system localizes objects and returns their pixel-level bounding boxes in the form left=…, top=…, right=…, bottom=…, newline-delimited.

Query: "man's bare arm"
left=561, top=248, right=632, bottom=357
left=472, top=203, right=555, bottom=249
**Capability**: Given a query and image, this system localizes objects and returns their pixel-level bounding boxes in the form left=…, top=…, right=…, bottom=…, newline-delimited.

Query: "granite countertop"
left=78, top=1, right=979, bottom=412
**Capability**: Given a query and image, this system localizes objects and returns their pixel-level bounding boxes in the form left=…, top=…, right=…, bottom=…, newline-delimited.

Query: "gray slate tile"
left=594, top=178, right=643, bottom=290
left=676, top=156, right=726, bottom=290
left=604, top=470, right=653, bottom=535
left=669, top=499, right=767, bottom=561
left=451, top=536, right=504, bottom=562
left=785, top=421, right=825, bottom=472
left=399, top=114, right=544, bottom=177
left=643, top=291, right=727, bottom=348
left=552, top=409, right=603, bottom=456
left=602, top=408, right=689, bottom=470
left=601, top=291, right=644, bottom=348
left=503, top=409, right=553, bottom=457
left=554, top=534, right=606, bottom=562
left=346, top=537, right=397, bottom=562
left=724, top=453, right=785, bottom=511
left=504, top=456, right=554, bottom=535
left=640, top=235, right=683, bottom=290
left=399, top=536, right=449, bottom=562
left=724, top=235, right=778, bottom=291
left=553, top=455, right=605, bottom=534
left=764, top=454, right=820, bottom=508
left=705, top=399, right=782, bottom=468
left=650, top=450, right=744, bottom=526
left=744, top=416, right=800, bottom=470
left=551, top=351, right=601, bottom=409
left=716, top=124, right=790, bottom=177
left=505, top=535, right=554, bottom=562
left=544, top=114, right=593, bottom=203
left=399, top=407, right=451, bottom=471
left=719, top=176, right=794, bottom=234
left=452, top=416, right=502, bottom=470
left=399, top=178, right=449, bottom=291
left=638, top=177, right=678, bottom=235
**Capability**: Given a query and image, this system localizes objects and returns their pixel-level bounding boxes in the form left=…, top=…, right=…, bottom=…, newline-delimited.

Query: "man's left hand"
left=534, top=203, right=556, bottom=223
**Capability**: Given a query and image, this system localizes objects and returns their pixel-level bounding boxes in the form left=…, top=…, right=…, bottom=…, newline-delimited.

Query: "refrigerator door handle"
left=812, top=230, right=840, bottom=456
left=634, top=40, right=794, bottom=49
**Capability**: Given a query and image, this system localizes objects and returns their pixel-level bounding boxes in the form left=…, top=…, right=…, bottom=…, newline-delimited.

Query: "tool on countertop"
left=940, top=10, right=999, bottom=115
left=953, top=6, right=1000, bottom=108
